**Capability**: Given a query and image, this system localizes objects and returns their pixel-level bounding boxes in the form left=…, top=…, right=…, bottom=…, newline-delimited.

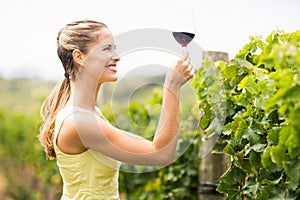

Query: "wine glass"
left=172, top=9, right=196, bottom=56
left=172, top=10, right=208, bottom=155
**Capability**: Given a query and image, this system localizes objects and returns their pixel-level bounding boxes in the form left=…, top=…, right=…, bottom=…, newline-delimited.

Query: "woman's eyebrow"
left=101, top=44, right=117, bottom=49
left=101, top=44, right=111, bottom=47
left=101, top=44, right=114, bottom=48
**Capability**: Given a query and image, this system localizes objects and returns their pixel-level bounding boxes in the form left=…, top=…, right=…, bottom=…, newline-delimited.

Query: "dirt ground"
left=0, top=171, right=12, bottom=200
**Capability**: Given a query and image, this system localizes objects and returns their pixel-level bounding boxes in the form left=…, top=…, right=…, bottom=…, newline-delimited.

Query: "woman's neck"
left=66, top=77, right=101, bottom=111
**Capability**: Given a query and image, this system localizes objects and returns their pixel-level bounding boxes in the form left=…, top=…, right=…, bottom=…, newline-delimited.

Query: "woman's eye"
left=103, top=45, right=116, bottom=51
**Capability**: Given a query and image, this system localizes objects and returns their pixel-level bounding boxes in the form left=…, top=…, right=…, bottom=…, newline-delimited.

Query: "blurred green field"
left=0, top=75, right=198, bottom=115
left=0, top=77, right=55, bottom=111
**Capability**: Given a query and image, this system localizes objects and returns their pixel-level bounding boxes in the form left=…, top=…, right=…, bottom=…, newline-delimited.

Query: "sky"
left=0, top=0, right=299, bottom=81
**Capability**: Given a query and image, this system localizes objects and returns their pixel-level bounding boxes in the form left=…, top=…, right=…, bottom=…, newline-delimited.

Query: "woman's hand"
left=165, top=53, right=195, bottom=89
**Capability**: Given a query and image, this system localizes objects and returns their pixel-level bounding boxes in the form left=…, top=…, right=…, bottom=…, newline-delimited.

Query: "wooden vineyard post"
left=198, top=51, right=228, bottom=200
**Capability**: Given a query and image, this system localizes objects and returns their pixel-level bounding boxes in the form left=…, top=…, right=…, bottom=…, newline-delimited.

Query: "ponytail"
left=39, top=78, right=71, bottom=159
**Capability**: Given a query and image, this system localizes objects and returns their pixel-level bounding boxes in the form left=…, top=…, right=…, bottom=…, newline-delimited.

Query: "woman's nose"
left=112, top=56, right=120, bottom=61
left=112, top=51, right=121, bottom=62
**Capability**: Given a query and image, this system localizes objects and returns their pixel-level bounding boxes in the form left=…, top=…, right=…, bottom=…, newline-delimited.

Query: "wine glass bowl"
left=172, top=9, right=196, bottom=50
left=172, top=32, right=195, bottom=47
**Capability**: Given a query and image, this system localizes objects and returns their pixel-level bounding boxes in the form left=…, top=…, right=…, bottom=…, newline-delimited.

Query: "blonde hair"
left=39, top=20, right=107, bottom=159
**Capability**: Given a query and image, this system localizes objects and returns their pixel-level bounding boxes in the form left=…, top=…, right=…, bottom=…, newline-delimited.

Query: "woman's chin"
left=100, top=77, right=118, bottom=83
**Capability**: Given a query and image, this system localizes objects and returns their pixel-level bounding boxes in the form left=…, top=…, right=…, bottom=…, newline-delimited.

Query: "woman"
left=39, top=19, right=194, bottom=199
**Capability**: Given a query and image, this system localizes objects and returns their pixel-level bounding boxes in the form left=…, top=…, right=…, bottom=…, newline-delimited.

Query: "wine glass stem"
left=182, top=47, right=196, bottom=70
left=182, top=47, right=188, bottom=58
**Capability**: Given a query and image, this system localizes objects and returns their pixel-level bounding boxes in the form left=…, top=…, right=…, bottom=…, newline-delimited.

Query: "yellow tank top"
left=54, top=106, right=121, bottom=200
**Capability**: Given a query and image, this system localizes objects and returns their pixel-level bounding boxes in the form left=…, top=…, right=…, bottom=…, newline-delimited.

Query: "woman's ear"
left=72, top=49, right=85, bottom=66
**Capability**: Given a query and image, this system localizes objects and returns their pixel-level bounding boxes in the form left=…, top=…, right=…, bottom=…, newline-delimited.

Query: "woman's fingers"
left=165, top=54, right=195, bottom=89
left=181, top=56, right=194, bottom=76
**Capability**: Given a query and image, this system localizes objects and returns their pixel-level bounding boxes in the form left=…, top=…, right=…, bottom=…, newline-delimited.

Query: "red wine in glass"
left=172, top=31, right=195, bottom=47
